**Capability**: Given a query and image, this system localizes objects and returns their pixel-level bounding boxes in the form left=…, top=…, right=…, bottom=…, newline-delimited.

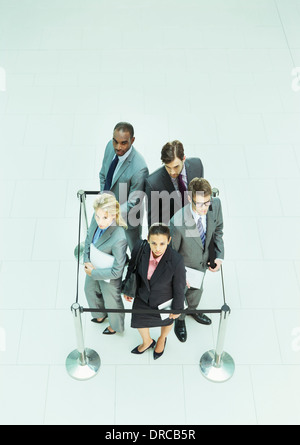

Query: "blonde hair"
left=93, top=193, right=127, bottom=229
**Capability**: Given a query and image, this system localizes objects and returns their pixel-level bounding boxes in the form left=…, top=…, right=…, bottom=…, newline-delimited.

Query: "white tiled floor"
left=0, top=0, right=300, bottom=426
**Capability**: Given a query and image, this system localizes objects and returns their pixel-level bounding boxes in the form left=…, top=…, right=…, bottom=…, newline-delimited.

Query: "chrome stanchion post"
left=74, top=190, right=88, bottom=264
left=199, top=304, right=235, bottom=382
left=66, top=303, right=101, bottom=381
left=211, top=187, right=219, bottom=198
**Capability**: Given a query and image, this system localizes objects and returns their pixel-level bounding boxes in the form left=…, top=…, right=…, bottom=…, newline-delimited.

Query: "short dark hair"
left=114, top=122, right=134, bottom=139
left=148, top=223, right=170, bottom=239
left=161, top=140, right=185, bottom=164
left=188, top=177, right=212, bottom=198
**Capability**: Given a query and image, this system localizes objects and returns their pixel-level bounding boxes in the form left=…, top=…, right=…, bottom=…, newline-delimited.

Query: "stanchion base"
left=199, top=349, right=235, bottom=383
left=74, top=242, right=85, bottom=264
left=66, top=348, right=101, bottom=381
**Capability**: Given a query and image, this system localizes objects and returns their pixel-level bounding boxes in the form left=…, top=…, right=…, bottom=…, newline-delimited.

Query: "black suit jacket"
left=145, top=157, right=204, bottom=227
left=128, top=241, right=186, bottom=310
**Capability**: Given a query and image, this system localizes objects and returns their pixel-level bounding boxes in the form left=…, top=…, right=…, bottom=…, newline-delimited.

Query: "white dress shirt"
left=112, top=146, right=133, bottom=183
left=190, top=204, right=222, bottom=263
left=190, top=204, right=207, bottom=233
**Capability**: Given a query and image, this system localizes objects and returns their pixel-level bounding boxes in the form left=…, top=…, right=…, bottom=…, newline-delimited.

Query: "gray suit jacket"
left=170, top=198, right=224, bottom=272
left=99, top=140, right=149, bottom=230
left=84, top=214, right=128, bottom=283
left=145, top=157, right=204, bottom=226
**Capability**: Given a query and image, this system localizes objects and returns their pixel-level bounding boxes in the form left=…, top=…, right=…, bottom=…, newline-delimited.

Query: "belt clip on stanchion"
left=74, top=190, right=89, bottom=264
left=199, top=267, right=235, bottom=383
left=66, top=303, right=101, bottom=380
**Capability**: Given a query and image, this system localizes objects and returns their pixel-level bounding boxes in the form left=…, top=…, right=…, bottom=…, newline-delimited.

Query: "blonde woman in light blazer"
left=84, top=193, right=128, bottom=334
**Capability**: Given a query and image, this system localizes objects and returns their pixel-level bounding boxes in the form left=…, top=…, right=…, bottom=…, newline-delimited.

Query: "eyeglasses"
left=192, top=199, right=211, bottom=208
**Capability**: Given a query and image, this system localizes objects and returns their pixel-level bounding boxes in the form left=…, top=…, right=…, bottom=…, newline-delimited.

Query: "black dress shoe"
left=131, top=339, right=156, bottom=354
left=91, top=315, right=108, bottom=324
left=174, top=319, right=187, bottom=342
left=103, top=327, right=116, bottom=335
left=191, top=313, right=211, bottom=325
left=153, top=338, right=167, bottom=360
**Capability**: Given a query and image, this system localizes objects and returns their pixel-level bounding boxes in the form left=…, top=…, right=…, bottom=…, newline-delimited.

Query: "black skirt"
left=131, top=296, right=174, bottom=329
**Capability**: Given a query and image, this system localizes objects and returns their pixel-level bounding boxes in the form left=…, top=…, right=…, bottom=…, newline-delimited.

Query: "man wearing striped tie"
left=170, top=178, right=224, bottom=343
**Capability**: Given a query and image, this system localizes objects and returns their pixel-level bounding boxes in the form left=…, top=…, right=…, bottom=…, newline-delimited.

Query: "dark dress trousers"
left=144, top=157, right=204, bottom=227
left=129, top=241, right=186, bottom=328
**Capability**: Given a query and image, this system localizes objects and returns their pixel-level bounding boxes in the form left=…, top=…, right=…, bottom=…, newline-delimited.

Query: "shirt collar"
left=190, top=204, right=205, bottom=223
left=170, top=163, right=187, bottom=184
left=117, top=145, right=133, bottom=163
left=181, top=163, right=187, bottom=178
left=95, top=219, right=115, bottom=233
left=149, top=249, right=164, bottom=264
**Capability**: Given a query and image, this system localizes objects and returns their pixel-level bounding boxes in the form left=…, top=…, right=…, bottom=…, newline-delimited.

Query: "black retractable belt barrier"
left=66, top=190, right=235, bottom=382
left=82, top=308, right=222, bottom=315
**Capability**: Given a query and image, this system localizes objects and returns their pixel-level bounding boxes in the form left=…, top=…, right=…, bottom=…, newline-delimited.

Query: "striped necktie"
left=197, top=216, right=206, bottom=247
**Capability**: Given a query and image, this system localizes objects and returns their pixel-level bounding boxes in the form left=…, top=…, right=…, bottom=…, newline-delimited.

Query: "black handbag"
left=121, top=240, right=147, bottom=299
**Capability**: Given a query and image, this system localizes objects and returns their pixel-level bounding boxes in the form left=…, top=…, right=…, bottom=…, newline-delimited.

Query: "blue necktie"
left=197, top=217, right=206, bottom=247
left=104, top=155, right=119, bottom=190
left=93, top=227, right=104, bottom=244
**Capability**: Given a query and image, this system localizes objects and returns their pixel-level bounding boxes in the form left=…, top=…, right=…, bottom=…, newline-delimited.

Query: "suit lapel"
left=104, top=145, right=116, bottom=175
left=160, top=167, right=176, bottom=193
left=140, top=244, right=151, bottom=291
left=110, top=148, right=134, bottom=189
left=183, top=205, right=204, bottom=250
left=184, top=158, right=193, bottom=183
left=93, top=224, right=115, bottom=248
left=139, top=244, right=172, bottom=289
left=149, top=246, right=172, bottom=285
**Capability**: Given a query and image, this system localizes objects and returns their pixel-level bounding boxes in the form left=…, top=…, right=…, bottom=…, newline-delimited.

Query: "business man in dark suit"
left=170, top=177, right=224, bottom=343
left=99, top=122, right=149, bottom=251
left=145, top=140, right=204, bottom=227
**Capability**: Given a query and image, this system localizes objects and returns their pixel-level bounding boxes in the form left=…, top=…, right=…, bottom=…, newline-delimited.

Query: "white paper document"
left=185, top=267, right=205, bottom=289
left=158, top=299, right=173, bottom=320
left=158, top=299, right=187, bottom=320
left=90, top=243, right=114, bottom=269
left=90, top=243, right=115, bottom=282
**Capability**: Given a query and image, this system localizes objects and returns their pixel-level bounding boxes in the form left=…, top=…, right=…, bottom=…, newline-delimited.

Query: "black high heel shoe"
left=91, top=315, right=108, bottom=324
left=131, top=339, right=156, bottom=354
left=153, top=338, right=167, bottom=360
left=103, top=327, right=116, bottom=335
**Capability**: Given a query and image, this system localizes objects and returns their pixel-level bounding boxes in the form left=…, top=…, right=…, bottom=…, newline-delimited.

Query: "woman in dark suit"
left=123, top=223, right=186, bottom=359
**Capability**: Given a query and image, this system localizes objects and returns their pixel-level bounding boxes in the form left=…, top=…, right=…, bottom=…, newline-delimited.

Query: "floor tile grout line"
left=42, top=365, right=51, bottom=425
left=114, top=364, right=117, bottom=425
left=15, top=309, right=25, bottom=365
left=249, top=365, right=259, bottom=425
left=181, top=364, right=188, bottom=425
left=273, top=0, right=298, bottom=70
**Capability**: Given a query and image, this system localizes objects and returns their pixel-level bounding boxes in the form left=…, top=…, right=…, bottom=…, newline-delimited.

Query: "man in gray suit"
left=99, top=122, right=149, bottom=251
left=145, top=140, right=204, bottom=227
left=170, top=177, right=224, bottom=342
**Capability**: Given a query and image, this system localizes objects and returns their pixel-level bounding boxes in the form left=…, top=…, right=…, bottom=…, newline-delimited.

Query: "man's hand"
left=208, top=259, right=222, bottom=272
left=123, top=294, right=133, bottom=302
